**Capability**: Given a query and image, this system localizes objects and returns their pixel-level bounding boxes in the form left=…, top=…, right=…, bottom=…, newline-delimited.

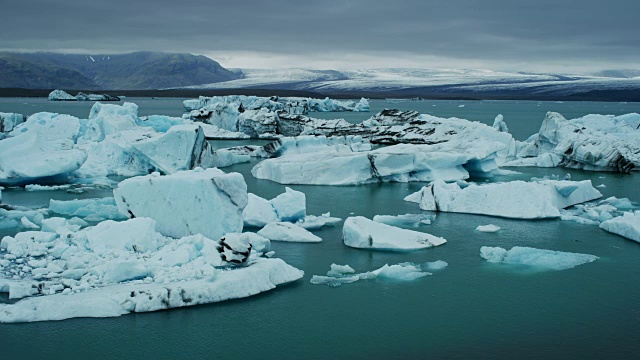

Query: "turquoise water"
left=1, top=99, right=639, bottom=359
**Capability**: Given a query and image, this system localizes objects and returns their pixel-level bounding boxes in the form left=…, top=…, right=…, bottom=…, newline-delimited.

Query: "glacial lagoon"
left=1, top=98, right=639, bottom=359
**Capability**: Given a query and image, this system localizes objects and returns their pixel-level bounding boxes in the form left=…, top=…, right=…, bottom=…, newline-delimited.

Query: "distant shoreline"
left=0, top=87, right=638, bottom=102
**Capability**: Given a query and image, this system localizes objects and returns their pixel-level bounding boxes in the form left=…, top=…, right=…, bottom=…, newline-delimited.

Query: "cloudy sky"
left=2, top=0, right=639, bottom=72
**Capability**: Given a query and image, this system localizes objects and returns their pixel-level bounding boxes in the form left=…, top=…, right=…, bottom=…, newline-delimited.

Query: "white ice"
left=405, top=179, right=602, bottom=219
left=114, top=168, right=248, bottom=240
left=342, top=216, right=446, bottom=251
left=599, top=211, right=640, bottom=243
left=257, top=222, right=322, bottom=242
left=480, top=246, right=598, bottom=270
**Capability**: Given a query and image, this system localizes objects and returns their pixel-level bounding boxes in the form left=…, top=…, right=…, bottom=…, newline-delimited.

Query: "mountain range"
left=0, top=52, right=639, bottom=101
left=0, top=51, right=239, bottom=90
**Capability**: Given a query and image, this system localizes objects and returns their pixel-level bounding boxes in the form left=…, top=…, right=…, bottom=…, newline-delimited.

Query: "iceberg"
left=48, top=89, right=120, bottom=102
left=405, top=179, right=602, bottom=219
left=342, top=216, right=446, bottom=251
left=0, top=112, right=87, bottom=185
left=0, top=112, right=25, bottom=135
left=599, top=211, right=640, bottom=243
left=560, top=196, right=638, bottom=225
left=476, top=224, right=501, bottom=232
left=47, top=89, right=77, bottom=101
left=183, top=95, right=369, bottom=114
left=114, top=168, right=248, bottom=240
left=310, top=261, right=439, bottom=287
left=294, top=213, right=342, bottom=230
left=480, top=246, right=598, bottom=271
left=242, top=187, right=307, bottom=227
left=0, top=218, right=302, bottom=323
left=516, top=112, right=640, bottom=172
left=257, top=222, right=322, bottom=242
left=252, top=140, right=505, bottom=185
left=49, top=197, right=127, bottom=222
left=372, top=213, right=435, bottom=228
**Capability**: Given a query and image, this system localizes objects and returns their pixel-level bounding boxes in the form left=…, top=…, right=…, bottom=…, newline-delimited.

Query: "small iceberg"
left=480, top=246, right=598, bottom=271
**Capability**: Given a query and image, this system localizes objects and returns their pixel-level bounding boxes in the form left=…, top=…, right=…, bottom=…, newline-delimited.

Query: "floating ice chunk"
left=295, top=214, right=342, bottom=230
left=257, top=222, right=321, bottom=242
left=86, top=218, right=162, bottom=253
left=20, top=217, right=39, bottom=229
left=270, top=187, right=306, bottom=222
left=0, top=113, right=86, bottom=185
left=405, top=179, right=602, bottom=219
left=599, top=211, right=640, bottom=243
left=242, top=193, right=278, bottom=227
left=492, top=114, right=509, bottom=133
left=559, top=196, right=638, bottom=225
left=137, top=115, right=187, bottom=132
left=517, top=112, right=640, bottom=172
left=102, top=259, right=148, bottom=284
left=114, top=168, right=248, bottom=240
left=49, top=197, right=126, bottom=221
left=596, top=184, right=606, bottom=188
left=373, top=213, right=435, bottom=228
left=373, top=263, right=430, bottom=281
left=342, top=216, right=446, bottom=251
left=47, top=90, right=76, bottom=101
left=326, top=264, right=356, bottom=277
left=536, top=153, right=562, bottom=168
left=422, top=260, right=448, bottom=271
left=310, top=261, right=437, bottom=287
left=253, top=140, right=504, bottom=185
left=0, top=112, right=25, bottom=134
left=480, top=246, right=598, bottom=270
left=81, top=102, right=138, bottom=143
left=476, top=224, right=501, bottom=232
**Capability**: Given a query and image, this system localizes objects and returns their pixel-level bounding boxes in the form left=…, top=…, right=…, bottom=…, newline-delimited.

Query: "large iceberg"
left=480, top=246, right=598, bottom=271
left=405, top=179, right=602, bottom=219
left=0, top=218, right=303, bottom=323
left=252, top=139, right=505, bottom=185
left=599, top=211, right=640, bottom=243
left=0, top=112, right=87, bottom=185
left=515, top=112, right=640, bottom=172
left=114, top=168, right=248, bottom=239
left=342, top=216, right=446, bottom=251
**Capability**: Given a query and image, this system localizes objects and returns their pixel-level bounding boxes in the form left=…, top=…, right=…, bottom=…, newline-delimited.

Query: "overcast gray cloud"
left=1, top=0, right=639, bottom=72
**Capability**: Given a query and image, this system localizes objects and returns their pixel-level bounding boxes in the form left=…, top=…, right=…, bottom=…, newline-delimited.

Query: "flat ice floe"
left=114, top=168, right=248, bottom=240
left=405, top=179, right=602, bottom=219
left=599, top=211, right=640, bottom=243
left=476, top=224, right=501, bottom=232
left=372, top=213, right=436, bottom=227
left=310, top=261, right=447, bottom=287
left=342, top=216, right=446, bottom=251
left=0, top=218, right=302, bottom=323
left=480, top=246, right=598, bottom=271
